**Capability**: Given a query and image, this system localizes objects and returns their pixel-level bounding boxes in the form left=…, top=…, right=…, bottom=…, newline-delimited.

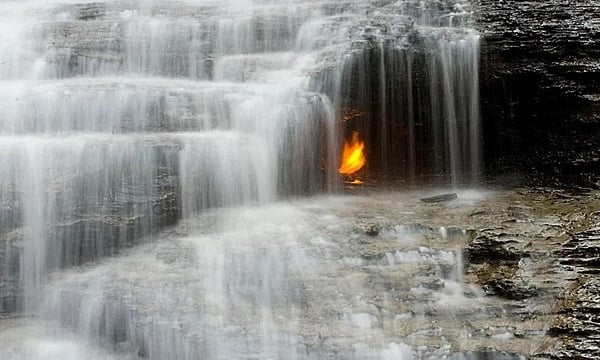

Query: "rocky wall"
left=477, top=0, right=600, bottom=186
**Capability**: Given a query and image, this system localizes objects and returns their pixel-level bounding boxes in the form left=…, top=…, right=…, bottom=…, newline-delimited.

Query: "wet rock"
left=559, top=227, right=600, bottom=264
left=549, top=225, right=600, bottom=359
left=0, top=231, right=23, bottom=315
left=464, top=235, right=524, bottom=264
left=440, top=227, right=474, bottom=242
left=483, top=277, right=538, bottom=301
left=548, top=284, right=600, bottom=358
left=448, top=350, right=525, bottom=360
left=420, top=193, right=458, bottom=203
left=477, top=0, right=600, bottom=186
left=362, top=223, right=381, bottom=236
left=0, top=150, right=180, bottom=313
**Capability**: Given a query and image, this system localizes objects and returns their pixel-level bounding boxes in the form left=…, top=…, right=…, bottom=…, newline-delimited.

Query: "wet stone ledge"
left=550, top=226, right=600, bottom=360
left=463, top=188, right=600, bottom=360
left=0, top=149, right=180, bottom=315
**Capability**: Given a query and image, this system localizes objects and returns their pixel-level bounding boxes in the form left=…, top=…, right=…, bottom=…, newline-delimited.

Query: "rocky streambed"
left=0, top=186, right=597, bottom=359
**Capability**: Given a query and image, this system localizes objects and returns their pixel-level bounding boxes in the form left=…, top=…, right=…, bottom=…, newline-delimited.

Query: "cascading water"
left=0, top=0, right=501, bottom=359
left=304, top=0, right=482, bottom=184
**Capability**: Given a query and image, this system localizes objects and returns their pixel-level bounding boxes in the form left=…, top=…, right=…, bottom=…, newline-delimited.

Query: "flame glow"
left=338, top=131, right=366, bottom=176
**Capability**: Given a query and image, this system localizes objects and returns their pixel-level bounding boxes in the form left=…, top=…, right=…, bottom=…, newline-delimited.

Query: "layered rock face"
left=475, top=5, right=600, bottom=355
left=477, top=0, right=600, bottom=184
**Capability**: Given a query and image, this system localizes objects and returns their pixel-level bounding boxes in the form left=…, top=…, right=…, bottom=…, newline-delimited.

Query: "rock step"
left=0, top=79, right=333, bottom=134
left=0, top=0, right=478, bottom=81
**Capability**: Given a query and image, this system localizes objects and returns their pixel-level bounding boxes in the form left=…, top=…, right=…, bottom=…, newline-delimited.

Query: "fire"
left=338, top=131, right=366, bottom=176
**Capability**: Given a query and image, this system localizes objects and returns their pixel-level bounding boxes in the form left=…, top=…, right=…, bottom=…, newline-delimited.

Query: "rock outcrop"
left=476, top=0, right=600, bottom=185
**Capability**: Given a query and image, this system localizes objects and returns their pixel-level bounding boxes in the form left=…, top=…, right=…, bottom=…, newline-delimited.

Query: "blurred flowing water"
left=0, top=0, right=494, bottom=359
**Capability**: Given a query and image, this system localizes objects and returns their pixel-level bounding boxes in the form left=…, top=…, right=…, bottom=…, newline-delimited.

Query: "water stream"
left=0, top=0, right=491, bottom=358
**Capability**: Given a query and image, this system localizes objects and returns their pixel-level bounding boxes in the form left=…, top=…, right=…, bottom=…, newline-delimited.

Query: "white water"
left=0, top=0, right=490, bottom=358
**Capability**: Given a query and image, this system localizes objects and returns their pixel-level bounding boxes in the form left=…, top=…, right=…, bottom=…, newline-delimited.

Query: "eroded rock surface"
left=463, top=187, right=600, bottom=359
left=476, top=0, right=600, bottom=185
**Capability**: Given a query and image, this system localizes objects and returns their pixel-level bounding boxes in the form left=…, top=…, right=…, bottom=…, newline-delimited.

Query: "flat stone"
left=420, top=193, right=458, bottom=203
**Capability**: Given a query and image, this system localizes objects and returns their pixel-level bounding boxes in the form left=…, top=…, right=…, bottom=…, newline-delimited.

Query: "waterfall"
left=317, top=24, right=481, bottom=184
left=0, top=0, right=488, bottom=359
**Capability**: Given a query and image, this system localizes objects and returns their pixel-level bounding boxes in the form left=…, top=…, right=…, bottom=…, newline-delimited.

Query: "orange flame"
left=338, top=131, right=366, bottom=176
